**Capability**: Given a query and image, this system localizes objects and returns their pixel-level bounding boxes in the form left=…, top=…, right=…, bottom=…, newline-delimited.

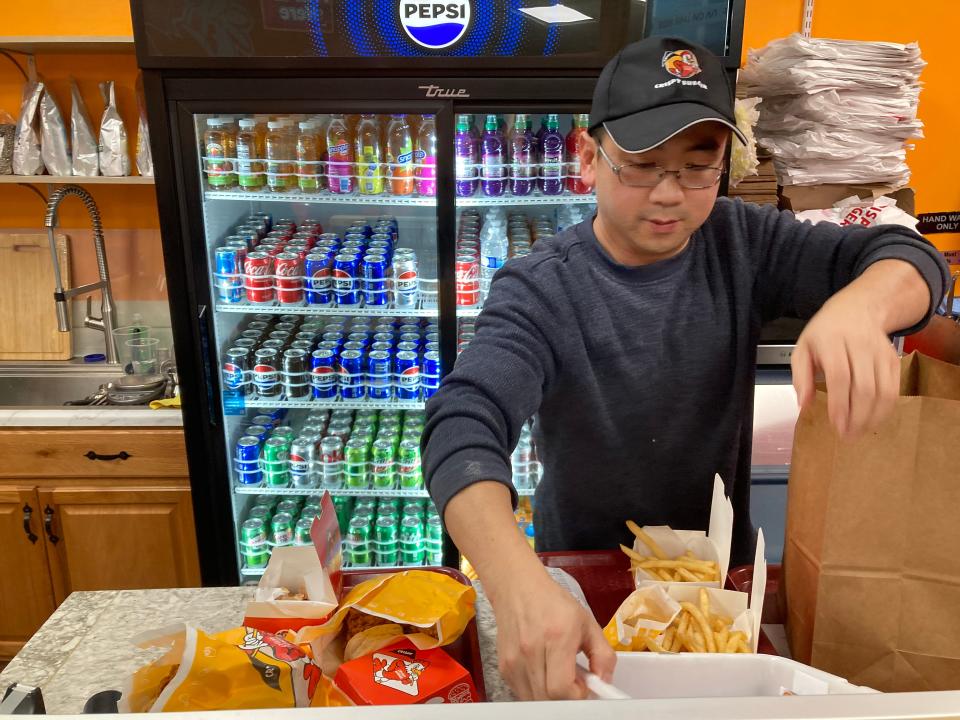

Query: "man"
left=422, top=36, right=949, bottom=701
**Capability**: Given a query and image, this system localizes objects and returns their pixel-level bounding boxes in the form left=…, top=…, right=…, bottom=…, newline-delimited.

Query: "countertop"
left=0, top=581, right=513, bottom=713
left=0, top=407, right=183, bottom=427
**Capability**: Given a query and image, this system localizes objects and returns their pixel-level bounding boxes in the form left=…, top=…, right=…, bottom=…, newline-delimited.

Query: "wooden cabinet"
left=0, top=427, right=199, bottom=661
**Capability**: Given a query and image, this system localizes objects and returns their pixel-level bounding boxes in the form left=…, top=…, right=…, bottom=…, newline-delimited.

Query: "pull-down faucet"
left=44, top=185, right=118, bottom=363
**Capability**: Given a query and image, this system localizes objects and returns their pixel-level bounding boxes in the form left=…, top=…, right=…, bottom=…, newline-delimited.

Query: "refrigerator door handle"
left=197, top=303, right=218, bottom=428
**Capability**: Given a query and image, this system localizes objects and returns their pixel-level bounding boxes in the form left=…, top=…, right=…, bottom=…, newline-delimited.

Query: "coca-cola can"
left=275, top=252, right=304, bottom=305
left=244, top=251, right=274, bottom=304
left=455, top=253, right=480, bottom=306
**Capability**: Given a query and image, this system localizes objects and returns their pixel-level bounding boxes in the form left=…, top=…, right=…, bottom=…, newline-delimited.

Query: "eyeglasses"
left=596, top=143, right=723, bottom=189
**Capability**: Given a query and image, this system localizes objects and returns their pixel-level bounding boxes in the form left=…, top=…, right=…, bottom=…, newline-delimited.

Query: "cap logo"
left=662, top=50, right=701, bottom=79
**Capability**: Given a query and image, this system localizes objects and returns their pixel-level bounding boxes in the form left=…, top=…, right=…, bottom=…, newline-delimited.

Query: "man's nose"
left=647, top=172, right=685, bottom=204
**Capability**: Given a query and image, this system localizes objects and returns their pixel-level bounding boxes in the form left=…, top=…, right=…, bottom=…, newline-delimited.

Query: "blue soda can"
left=373, top=332, right=395, bottom=345
left=349, top=222, right=372, bottom=237
left=342, top=341, right=366, bottom=354
left=235, top=436, right=262, bottom=485
left=424, top=341, right=441, bottom=354
left=343, top=234, right=367, bottom=248
left=251, top=414, right=275, bottom=429
left=398, top=332, right=422, bottom=349
left=338, top=350, right=366, bottom=399
left=244, top=424, right=270, bottom=443
left=321, top=332, right=344, bottom=353
left=395, top=350, right=421, bottom=400
left=396, top=341, right=419, bottom=355
left=398, top=323, right=421, bottom=335
left=214, top=246, right=243, bottom=303
left=266, top=408, right=288, bottom=422
left=424, top=332, right=440, bottom=346
left=333, top=253, right=360, bottom=305
left=421, top=351, right=442, bottom=399
left=310, top=347, right=338, bottom=399
left=304, top=252, right=333, bottom=305
left=370, top=341, right=393, bottom=354
left=367, top=350, right=393, bottom=400
left=347, top=332, right=370, bottom=348
left=362, top=253, right=389, bottom=306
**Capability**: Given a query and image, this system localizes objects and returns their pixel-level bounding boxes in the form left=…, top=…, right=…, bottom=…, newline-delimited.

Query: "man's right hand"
left=489, top=567, right=616, bottom=701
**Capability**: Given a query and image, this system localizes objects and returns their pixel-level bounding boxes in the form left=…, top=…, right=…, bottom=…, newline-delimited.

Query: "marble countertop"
left=0, top=407, right=183, bottom=427
left=0, top=581, right=512, bottom=713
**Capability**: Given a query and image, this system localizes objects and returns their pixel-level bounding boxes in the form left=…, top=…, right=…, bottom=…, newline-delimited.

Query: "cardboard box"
left=779, top=184, right=915, bottom=216
left=334, top=639, right=478, bottom=705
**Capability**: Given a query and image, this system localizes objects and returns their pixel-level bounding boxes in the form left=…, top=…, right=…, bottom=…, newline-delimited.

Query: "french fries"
left=620, top=520, right=721, bottom=582
left=640, top=589, right=751, bottom=654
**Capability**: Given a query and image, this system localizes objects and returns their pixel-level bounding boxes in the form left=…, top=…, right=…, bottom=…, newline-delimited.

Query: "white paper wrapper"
left=794, top=194, right=919, bottom=231
left=246, top=545, right=338, bottom=621
left=611, top=585, right=682, bottom=649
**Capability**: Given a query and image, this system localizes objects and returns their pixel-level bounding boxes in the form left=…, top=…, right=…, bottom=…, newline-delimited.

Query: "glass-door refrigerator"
left=132, top=0, right=744, bottom=586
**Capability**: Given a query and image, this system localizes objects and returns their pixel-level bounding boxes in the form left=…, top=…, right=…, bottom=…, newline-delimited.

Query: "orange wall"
left=743, top=0, right=960, bottom=257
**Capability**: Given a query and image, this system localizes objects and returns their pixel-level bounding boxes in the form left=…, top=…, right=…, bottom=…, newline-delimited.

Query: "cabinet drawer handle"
left=85, top=450, right=131, bottom=461
left=43, top=505, right=59, bottom=545
left=22, top=503, right=38, bottom=544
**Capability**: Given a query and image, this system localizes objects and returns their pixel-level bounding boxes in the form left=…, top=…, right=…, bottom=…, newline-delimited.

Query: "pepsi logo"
left=399, top=366, right=421, bottom=386
left=399, top=1, right=471, bottom=50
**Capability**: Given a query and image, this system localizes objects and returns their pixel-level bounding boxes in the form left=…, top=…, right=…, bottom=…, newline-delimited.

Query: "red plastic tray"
left=341, top=567, right=486, bottom=701
left=538, top=551, right=778, bottom=655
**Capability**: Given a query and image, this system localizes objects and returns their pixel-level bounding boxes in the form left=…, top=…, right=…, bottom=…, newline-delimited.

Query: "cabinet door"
left=0, top=487, right=57, bottom=661
left=39, top=485, right=201, bottom=604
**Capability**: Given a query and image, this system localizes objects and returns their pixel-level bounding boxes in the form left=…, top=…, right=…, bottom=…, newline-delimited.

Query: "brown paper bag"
left=784, top=352, right=960, bottom=692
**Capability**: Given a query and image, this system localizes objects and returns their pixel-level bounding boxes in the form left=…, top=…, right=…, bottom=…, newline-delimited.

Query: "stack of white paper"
left=739, top=33, right=925, bottom=187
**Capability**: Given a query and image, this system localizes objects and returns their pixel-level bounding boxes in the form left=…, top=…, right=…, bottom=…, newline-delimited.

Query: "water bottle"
left=480, top=219, right=508, bottom=303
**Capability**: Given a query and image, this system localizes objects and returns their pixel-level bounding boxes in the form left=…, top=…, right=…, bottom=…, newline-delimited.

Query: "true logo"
left=399, top=1, right=471, bottom=49
left=662, top=49, right=701, bottom=79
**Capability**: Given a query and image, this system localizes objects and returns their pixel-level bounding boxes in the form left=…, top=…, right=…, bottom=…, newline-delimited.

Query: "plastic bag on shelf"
left=70, top=77, right=99, bottom=176
left=729, top=97, right=761, bottom=187
left=98, top=80, right=130, bottom=176
left=0, top=109, right=15, bottom=175
left=13, top=81, right=44, bottom=175
left=135, top=72, right=153, bottom=177
left=40, top=83, right=71, bottom=176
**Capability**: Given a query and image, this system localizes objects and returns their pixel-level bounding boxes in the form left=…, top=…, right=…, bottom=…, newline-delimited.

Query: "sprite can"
left=425, top=515, right=444, bottom=565
left=375, top=515, right=399, bottom=567
left=301, top=502, right=321, bottom=521
left=253, top=494, right=279, bottom=511
left=263, top=437, right=291, bottom=487
left=333, top=495, right=354, bottom=533
left=239, top=518, right=270, bottom=568
left=344, top=438, right=368, bottom=489
left=353, top=506, right=376, bottom=530
left=248, top=505, right=272, bottom=522
left=294, top=517, right=314, bottom=545
left=402, top=501, right=425, bottom=521
left=347, top=515, right=372, bottom=566
left=371, top=439, right=396, bottom=489
left=277, top=499, right=301, bottom=517
left=400, top=515, right=425, bottom=566
left=271, top=425, right=296, bottom=443
left=377, top=497, right=400, bottom=516
left=271, top=512, right=295, bottom=547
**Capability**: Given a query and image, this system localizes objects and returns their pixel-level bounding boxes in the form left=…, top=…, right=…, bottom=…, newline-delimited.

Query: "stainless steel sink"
left=0, top=361, right=122, bottom=407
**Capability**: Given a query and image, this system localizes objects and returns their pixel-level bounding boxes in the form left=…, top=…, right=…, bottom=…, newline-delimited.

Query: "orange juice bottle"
left=386, top=114, right=414, bottom=195
left=265, top=120, right=292, bottom=192
left=236, top=118, right=263, bottom=191
left=296, top=120, right=321, bottom=193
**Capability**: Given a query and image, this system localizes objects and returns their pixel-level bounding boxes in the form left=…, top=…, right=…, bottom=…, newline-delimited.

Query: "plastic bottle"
left=296, top=120, right=321, bottom=193
left=566, top=113, right=592, bottom=194
left=219, top=117, right=238, bottom=186
left=455, top=114, right=478, bottom=197
left=265, top=121, right=291, bottom=193
left=278, top=118, right=297, bottom=189
left=480, top=114, right=506, bottom=197
left=203, top=118, right=232, bottom=188
left=326, top=113, right=355, bottom=194
left=539, top=113, right=564, bottom=196
left=355, top=114, right=384, bottom=195
left=509, top=114, right=536, bottom=196
left=480, top=213, right=508, bottom=302
left=415, top=114, right=437, bottom=197
left=386, top=114, right=414, bottom=196
left=236, top=118, right=263, bottom=191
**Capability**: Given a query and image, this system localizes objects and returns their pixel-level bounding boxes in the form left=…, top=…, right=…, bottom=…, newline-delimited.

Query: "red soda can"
left=258, top=243, right=284, bottom=258
left=283, top=243, right=310, bottom=262
left=244, top=251, right=275, bottom=304
left=274, top=252, right=304, bottom=305
left=455, top=253, right=480, bottom=306
left=456, top=240, right=480, bottom=258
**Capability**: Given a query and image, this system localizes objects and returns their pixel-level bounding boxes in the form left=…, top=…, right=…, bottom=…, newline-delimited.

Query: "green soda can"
left=344, top=438, right=369, bottom=489
left=271, top=425, right=296, bottom=443
left=380, top=409, right=402, bottom=423
left=355, top=409, right=380, bottom=426
left=271, top=512, right=295, bottom=547
left=277, top=499, right=301, bottom=517
left=333, top=495, right=355, bottom=534
left=400, top=516, right=425, bottom=566
left=375, top=515, right=399, bottom=567
left=262, top=437, right=291, bottom=487
left=240, top=517, right=268, bottom=549
left=353, top=506, right=376, bottom=531
left=397, top=440, right=422, bottom=490
left=294, top=517, right=314, bottom=545
left=248, top=505, right=272, bottom=522
left=301, top=502, right=321, bottom=521
left=347, top=515, right=372, bottom=566
left=254, top=495, right=278, bottom=511
left=355, top=498, right=378, bottom=514
left=402, top=501, right=425, bottom=521
left=377, top=497, right=400, bottom=516
left=404, top=410, right=426, bottom=425
left=425, top=514, right=444, bottom=543
left=371, top=439, right=396, bottom=489
left=401, top=427, right=422, bottom=444
left=352, top=427, right=374, bottom=448
left=353, top=417, right=378, bottom=435
left=377, top=429, right=401, bottom=453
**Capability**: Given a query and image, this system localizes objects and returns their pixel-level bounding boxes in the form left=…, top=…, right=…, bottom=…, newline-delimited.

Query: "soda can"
left=360, top=253, right=388, bottom=306
left=398, top=332, right=422, bottom=349
left=421, top=351, right=442, bottom=399
left=249, top=415, right=274, bottom=432
left=234, top=436, right=262, bottom=485
left=253, top=495, right=278, bottom=512
left=347, top=516, right=372, bottom=566
left=253, top=348, right=280, bottom=397
left=331, top=496, right=353, bottom=534
left=303, top=252, right=332, bottom=305
left=347, top=331, right=370, bottom=347
left=289, top=435, right=318, bottom=488
left=262, top=437, right=290, bottom=487
left=371, top=330, right=394, bottom=344
left=277, top=499, right=303, bottom=517
left=332, top=253, right=360, bottom=306
left=344, top=438, right=368, bottom=489
left=215, top=246, right=244, bottom=303
left=243, top=425, right=269, bottom=444
left=375, top=515, right=399, bottom=567
left=395, top=341, right=419, bottom=356
left=317, top=436, right=343, bottom=490
left=272, top=425, right=296, bottom=442
left=288, top=340, right=312, bottom=352
left=424, top=342, right=440, bottom=355
left=271, top=512, right=295, bottom=547
left=371, top=438, right=396, bottom=489
left=391, top=251, right=419, bottom=309
left=232, top=338, right=256, bottom=351
left=282, top=348, right=310, bottom=399
left=455, top=253, right=480, bottom=306
left=365, top=350, right=393, bottom=400
left=309, top=347, right=337, bottom=399
left=222, top=347, right=250, bottom=393
left=243, top=251, right=275, bottom=304
left=301, top=502, right=321, bottom=522
left=393, top=351, right=420, bottom=400
left=366, top=342, right=390, bottom=356
left=240, top=519, right=270, bottom=568
left=274, top=252, right=304, bottom=305
left=400, top=515, right=425, bottom=566
left=338, top=350, right=365, bottom=400
left=398, top=439, right=422, bottom=489
left=294, top=517, right=314, bottom=546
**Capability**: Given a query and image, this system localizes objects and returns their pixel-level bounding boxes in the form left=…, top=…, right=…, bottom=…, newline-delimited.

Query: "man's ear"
left=579, top=133, right=599, bottom=190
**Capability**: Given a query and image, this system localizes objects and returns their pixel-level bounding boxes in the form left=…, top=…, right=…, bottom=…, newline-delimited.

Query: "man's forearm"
left=443, top=481, right=548, bottom=605
left=848, top=259, right=932, bottom=334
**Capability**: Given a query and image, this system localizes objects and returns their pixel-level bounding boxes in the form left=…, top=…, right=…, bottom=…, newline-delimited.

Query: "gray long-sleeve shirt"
left=423, top=198, right=949, bottom=564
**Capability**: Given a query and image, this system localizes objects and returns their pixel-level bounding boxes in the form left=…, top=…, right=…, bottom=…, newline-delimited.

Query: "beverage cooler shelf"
left=205, top=188, right=437, bottom=206
left=457, top=307, right=483, bottom=318
left=243, top=397, right=426, bottom=410
left=240, top=561, right=439, bottom=577
left=236, top=486, right=430, bottom=498
left=215, top=302, right=438, bottom=318
left=455, top=194, right=596, bottom=207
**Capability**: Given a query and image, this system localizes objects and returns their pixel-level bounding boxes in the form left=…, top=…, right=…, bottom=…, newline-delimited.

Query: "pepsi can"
left=399, top=332, right=422, bottom=349
left=347, top=332, right=370, bottom=348
left=244, top=424, right=270, bottom=443
left=342, top=341, right=366, bottom=354
left=222, top=347, right=249, bottom=393
left=235, top=436, right=262, bottom=485
left=396, top=341, right=419, bottom=355
left=421, top=351, right=442, bottom=399
left=253, top=348, right=281, bottom=397
left=333, top=253, right=360, bottom=305
left=338, top=350, right=365, bottom=399
left=215, top=246, right=243, bottom=303
left=395, top=350, right=421, bottom=400
left=366, top=350, right=393, bottom=400
left=251, top=414, right=275, bottom=430
left=372, top=332, right=395, bottom=345
left=424, top=341, right=440, bottom=354
left=370, top=341, right=394, bottom=354
left=304, top=252, right=333, bottom=305
left=310, top=347, right=337, bottom=399
left=362, top=253, right=389, bottom=306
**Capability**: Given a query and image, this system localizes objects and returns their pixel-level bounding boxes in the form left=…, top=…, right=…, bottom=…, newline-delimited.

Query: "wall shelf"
left=0, top=36, right=135, bottom=53
left=0, top=176, right=154, bottom=185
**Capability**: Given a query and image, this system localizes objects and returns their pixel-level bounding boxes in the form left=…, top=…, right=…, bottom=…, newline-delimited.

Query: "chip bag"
left=297, top=570, right=476, bottom=676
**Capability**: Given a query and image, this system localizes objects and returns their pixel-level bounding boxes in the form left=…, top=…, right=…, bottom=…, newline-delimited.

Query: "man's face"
left=578, top=122, right=729, bottom=266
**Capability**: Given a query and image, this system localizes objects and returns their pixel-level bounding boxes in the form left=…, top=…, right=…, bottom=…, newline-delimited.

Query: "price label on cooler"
left=222, top=391, right=246, bottom=415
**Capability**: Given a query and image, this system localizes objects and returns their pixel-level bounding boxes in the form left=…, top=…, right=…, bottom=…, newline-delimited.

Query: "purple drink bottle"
left=510, top=114, right=536, bottom=196
left=539, top=113, right=565, bottom=196
left=455, top=114, right=478, bottom=197
left=481, top=114, right=506, bottom=197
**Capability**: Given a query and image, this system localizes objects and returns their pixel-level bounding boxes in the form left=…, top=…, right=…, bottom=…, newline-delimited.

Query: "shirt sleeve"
left=739, top=200, right=950, bottom=335
left=422, top=262, right=560, bottom=521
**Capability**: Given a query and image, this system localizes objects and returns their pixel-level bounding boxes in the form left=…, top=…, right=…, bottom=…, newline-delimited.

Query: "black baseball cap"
left=590, top=36, right=747, bottom=153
